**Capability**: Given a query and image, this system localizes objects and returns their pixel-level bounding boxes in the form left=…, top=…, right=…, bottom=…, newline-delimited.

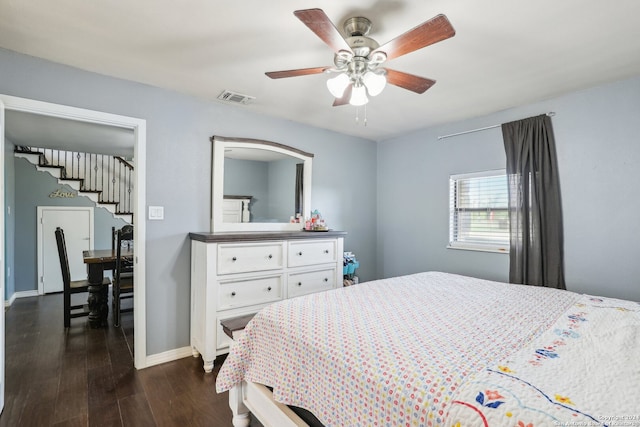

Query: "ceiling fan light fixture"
left=363, top=70, right=386, bottom=96
left=349, top=84, right=369, bottom=106
left=326, top=73, right=351, bottom=98
left=269, top=9, right=455, bottom=109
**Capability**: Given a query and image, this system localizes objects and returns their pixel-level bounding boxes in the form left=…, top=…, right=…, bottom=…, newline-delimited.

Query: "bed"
left=216, top=271, right=640, bottom=427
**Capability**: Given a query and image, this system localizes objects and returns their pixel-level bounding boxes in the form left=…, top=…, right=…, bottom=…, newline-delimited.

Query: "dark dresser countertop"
left=189, top=230, right=347, bottom=243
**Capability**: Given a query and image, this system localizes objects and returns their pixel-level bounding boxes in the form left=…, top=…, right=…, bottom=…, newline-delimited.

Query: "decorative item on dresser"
left=189, top=230, right=346, bottom=373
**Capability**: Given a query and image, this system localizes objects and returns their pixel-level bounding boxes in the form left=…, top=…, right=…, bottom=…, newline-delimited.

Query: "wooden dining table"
left=83, top=247, right=134, bottom=328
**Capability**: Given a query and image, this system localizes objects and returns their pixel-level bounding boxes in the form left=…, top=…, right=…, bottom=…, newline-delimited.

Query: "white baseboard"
left=5, top=290, right=39, bottom=307
left=4, top=293, right=17, bottom=307
left=144, top=346, right=194, bottom=369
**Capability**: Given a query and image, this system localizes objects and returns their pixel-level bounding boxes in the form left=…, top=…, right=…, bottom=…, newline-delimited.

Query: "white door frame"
left=0, top=98, right=6, bottom=412
left=37, top=206, right=95, bottom=295
left=0, top=94, right=147, bottom=370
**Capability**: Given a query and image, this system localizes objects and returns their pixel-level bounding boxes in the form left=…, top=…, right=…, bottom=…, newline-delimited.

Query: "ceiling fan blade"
left=294, top=9, right=353, bottom=54
left=373, top=14, right=455, bottom=61
left=266, top=67, right=330, bottom=79
left=385, top=69, right=436, bottom=94
left=332, top=85, right=352, bottom=107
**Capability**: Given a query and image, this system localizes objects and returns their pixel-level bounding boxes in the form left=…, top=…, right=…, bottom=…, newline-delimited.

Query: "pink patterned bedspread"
left=216, top=272, right=585, bottom=426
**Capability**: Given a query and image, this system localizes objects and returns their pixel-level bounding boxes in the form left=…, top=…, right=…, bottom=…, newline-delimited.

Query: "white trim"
left=132, top=115, right=147, bottom=370
left=4, top=293, right=16, bottom=308
left=446, top=244, right=509, bottom=254
left=144, top=346, right=194, bottom=368
left=449, top=169, right=509, bottom=253
left=0, top=99, right=6, bottom=412
left=12, top=290, right=39, bottom=299
left=36, top=206, right=94, bottom=295
left=0, top=94, right=148, bottom=370
left=450, top=168, right=506, bottom=180
left=211, top=137, right=313, bottom=233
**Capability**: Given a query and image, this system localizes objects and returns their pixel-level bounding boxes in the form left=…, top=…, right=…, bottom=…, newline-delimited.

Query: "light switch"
left=148, top=206, right=164, bottom=220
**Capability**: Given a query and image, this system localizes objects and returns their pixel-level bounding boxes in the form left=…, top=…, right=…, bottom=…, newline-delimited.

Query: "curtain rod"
left=437, top=112, right=556, bottom=140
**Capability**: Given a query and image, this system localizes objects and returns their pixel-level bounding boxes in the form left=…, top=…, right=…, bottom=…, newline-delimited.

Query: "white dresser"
left=189, top=231, right=346, bottom=372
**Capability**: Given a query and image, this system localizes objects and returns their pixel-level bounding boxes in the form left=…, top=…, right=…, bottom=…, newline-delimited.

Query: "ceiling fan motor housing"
left=346, top=36, right=379, bottom=57
left=333, top=16, right=387, bottom=73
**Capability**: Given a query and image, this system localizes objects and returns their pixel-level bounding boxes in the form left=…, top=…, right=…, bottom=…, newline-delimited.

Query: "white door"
left=0, top=97, right=6, bottom=412
left=38, top=207, right=94, bottom=294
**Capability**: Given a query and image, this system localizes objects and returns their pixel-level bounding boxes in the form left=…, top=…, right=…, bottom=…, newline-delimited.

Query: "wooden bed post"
left=229, top=384, right=251, bottom=427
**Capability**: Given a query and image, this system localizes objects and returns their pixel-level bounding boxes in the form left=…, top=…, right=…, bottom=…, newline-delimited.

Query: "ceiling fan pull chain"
left=364, top=104, right=368, bottom=127
left=353, top=106, right=368, bottom=126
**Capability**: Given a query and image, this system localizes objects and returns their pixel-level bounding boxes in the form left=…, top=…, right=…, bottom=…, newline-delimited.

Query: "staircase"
left=15, top=146, right=134, bottom=223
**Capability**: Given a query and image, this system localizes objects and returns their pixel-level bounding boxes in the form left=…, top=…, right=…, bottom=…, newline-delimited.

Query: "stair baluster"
left=14, top=147, right=134, bottom=223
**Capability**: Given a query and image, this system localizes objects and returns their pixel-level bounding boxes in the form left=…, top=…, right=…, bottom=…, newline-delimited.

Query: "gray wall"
left=224, top=158, right=269, bottom=220
left=378, top=75, right=640, bottom=302
left=4, top=138, right=16, bottom=300
left=224, top=157, right=299, bottom=222
left=13, top=157, right=128, bottom=293
left=1, top=47, right=378, bottom=356
left=267, top=158, right=298, bottom=222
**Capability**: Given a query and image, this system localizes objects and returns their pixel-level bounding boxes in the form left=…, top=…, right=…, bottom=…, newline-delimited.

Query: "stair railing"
left=18, top=147, right=134, bottom=216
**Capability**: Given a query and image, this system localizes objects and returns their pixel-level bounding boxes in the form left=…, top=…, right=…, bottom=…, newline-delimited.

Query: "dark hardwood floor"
left=1, top=292, right=257, bottom=426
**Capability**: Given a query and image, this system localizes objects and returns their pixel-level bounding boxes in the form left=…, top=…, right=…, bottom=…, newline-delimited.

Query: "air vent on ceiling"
left=217, top=90, right=255, bottom=105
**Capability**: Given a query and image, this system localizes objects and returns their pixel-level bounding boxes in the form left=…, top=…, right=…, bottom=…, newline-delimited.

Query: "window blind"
left=449, top=170, right=509, bottom=252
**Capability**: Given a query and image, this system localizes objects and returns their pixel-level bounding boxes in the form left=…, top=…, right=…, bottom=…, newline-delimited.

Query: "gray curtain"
left=501, top=114, right=565, bottom=289
left=295, top=163, right=304, bottom=216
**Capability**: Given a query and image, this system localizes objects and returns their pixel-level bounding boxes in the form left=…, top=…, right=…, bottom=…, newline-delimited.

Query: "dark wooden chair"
left=55, top=227, right=109, bottom=328
left=111, top=225, right=117, bottom=275
left=114, top=225, right=134, bottom=327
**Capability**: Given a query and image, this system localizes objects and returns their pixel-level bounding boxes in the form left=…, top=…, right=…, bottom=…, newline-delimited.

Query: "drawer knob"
left=324, top=278, right=328, bottom=282
left=267, top=286, right=272, bottom=291
left=232, top=256, right=237, bottom=262
left=231, top=291, right=236, bottom=297
left=324, top=250, right=329, bottom=254
left=298, top=251, right=303, bottom=256
left=297, top=282, right=302, bottom=287
left=268, top=254, right=273, bottom=259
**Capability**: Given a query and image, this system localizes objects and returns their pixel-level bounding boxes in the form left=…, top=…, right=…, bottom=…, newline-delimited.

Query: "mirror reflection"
left=211, top=136, right=313, bottom=232
left=223, top=148, right=301, bottom=223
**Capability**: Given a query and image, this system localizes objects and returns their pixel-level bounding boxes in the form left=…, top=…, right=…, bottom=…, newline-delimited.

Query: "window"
left=449, top=170, right=509, bottom=252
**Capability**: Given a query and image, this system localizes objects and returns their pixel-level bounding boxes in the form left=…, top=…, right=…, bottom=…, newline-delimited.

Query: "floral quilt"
left=445, top=294, right=640, bottom=427
left=216, top=271, right=598, bottom=426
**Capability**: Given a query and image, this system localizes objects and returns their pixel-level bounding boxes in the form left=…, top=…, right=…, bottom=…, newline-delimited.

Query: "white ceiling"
left=1, top=1, right=640, bottom=143
left=5, top=110, right=134, bottom=157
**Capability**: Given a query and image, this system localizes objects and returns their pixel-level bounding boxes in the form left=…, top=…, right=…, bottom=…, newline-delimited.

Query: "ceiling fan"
left=266, top=8, right=455, bottom=107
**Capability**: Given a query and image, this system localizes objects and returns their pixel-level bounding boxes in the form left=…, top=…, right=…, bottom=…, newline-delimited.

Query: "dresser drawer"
left=218, top=242, right=284, bottom=275
left=218, top=275, right=283, bottom=310
left=288, top=267, right=336, bottom=298
left=288, top=239, right=337, bottom=267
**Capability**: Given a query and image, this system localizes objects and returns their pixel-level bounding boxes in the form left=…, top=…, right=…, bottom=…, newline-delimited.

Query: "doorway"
left=0, top=95, right=147, bottom=375
left=37, top=206, right=94, bottom=294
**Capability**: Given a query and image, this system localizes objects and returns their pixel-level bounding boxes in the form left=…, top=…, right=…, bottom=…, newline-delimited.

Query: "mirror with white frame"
left=211, top=136, right=313, bottom=232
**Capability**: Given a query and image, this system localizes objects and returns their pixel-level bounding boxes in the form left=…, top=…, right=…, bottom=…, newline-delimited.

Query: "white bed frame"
left=229, top=381, right=311, bottom=427
left=222, top=197, right=251, bottom=223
